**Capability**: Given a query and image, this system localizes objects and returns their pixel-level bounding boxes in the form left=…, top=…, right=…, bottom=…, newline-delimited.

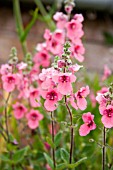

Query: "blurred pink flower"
left=102, top=65, right=111, bottom=81
left=73, top=14, right=84, bottom=23
left=69, top=64, right=83, bottom=73
left=46, top=164, right=52, bottom=170
left=26, top=110, right=43, bottom=129
left=0, top=64, right=12, bottom=75
left=79, top=112, right=96, bottom=136
left=66, top=19, right=84, bottom=42
left=96, top=93, right=107, bottom=114
left=13, top=102, right=27, bottom=119
left=71, top=40, right=85, bottom=62
left=53, top=12, right=68, bottom=29
left=2, top=73, right=17, bottom=92
left=29, top=87, right=40, bottom=107
left=33, top=50, right=50, bottom=67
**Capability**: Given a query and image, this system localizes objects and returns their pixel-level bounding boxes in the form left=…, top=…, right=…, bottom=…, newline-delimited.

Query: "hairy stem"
left=102, top=126, right=106, bottom=170
left=65, top=96, right=74, bottom=164
left=4, top=93, right=11, bottom=142
left=51, top=112, right=56, bottom=168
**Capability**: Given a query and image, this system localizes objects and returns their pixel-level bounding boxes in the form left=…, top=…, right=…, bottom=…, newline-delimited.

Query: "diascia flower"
left=79, top=112, right=96, bottom=136
left=53, top=12, right=68, bottom=29
left=71, top=40, right=85, bottom=62
left=41, top=88, right=62, bottom=111
left=66, top=19, right=84, bottom=42
left=101, top=105, right=113, bottom=128
left=29, top=87, right=40, bottom=108
left=13, top=102, right=27, bottom=119
left=33, top=50, right=50, bottom=67
left=52, top=73, right=76, bottom=95
left=26, top=110, right=43, bottom=129
left=75, top=86, right=90, bottom=110
left=2, top=73, right=18, bottom=92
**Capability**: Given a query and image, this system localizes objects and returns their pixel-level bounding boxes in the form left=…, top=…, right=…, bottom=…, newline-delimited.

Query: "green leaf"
left=60, top=148, right=69, bottom=163
left=46, top=136, right=55, bottom=148
left=54, top=131, right=62, bottom=147
left=21, top=8, right=38, bottom=42
left=34, top=165, right=41, bottom=170
left=67, top=157, right=87, bottom=168
left=0, top=154, right=12, bottom=164
left=56, top=163, right=67, bottom=170
left=12, top=146, right=30, bottom=164
left=44, top=153, right=54, bottom=169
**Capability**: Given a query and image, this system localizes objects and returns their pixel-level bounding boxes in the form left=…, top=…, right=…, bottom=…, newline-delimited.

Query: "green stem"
left=34, top=0, right=56, bottom=31
left=13, top=0, right=27, bottom=56
left=51, top=112, right=56, bottom=168
left=102, top=127, right=106, bottom=170
left=4, top=93, right=11, bottom=142
left=64, top=96, right=74, bottom=164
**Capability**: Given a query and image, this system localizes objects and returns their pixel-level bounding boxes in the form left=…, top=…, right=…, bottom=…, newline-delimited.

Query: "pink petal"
left=79, top=124, right=90, bottom=136
left=28, top=120, right=39, bottom=129
left=77, top=98, right=87, bottom=110
left=101, top=115, right=113, bottom=128
left=57, top=82, right=72, bottom=95
left=44, top=100, right=57, bottom=111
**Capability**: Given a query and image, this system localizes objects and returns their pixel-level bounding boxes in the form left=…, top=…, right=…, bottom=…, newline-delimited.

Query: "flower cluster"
left=33, top=7, right=85, bottom=73
left=0, top=48, right=43, bottom=130
left=96, top=84, right=113, bottom=128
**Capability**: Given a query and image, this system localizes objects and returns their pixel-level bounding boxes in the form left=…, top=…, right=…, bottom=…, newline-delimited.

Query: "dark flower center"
left=104, top=108, right=113, bottom=117
left=87, top=120, right=93, bottom=127
left=70, top=23, right=76, bottom=30
left=59, top=76, right=70, bottom=83
left=8, top=76, right=15, bottom=84
left=46, top=91, right=58, bottom=100
left=31, top=113, right=38, bottom=120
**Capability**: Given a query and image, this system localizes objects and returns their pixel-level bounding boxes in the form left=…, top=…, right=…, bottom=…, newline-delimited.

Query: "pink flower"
left=33, top=50, right=50, bottom=67
left=47, top=37, right=63, bottom=55
left=52, top=73, right=76, bottom=95
left=36, top=42, right=47, bottom=51
left=17, top=76, right=30, bottom=99
left=41, top=88, right=62, bottom=111
left=75, top=86, right=90, bottom=110
left=90, top=92, right=96, bottom=108
left=71, top=40, right=85, bottom=62
left=79, top=112, right=96, bottom=136
left=0, top=64, right=12, bottom=75
left=69, top=95, right=78, bottom=110
left=53, top=12, right=68, bottom=29
left=16, top=62, right=27, bottom=70
left=69, top=64, right=83, bottom=73
left=26, top=110, right=43, bottom=129
left=66, top=19, right=84, bottom=42
left=29, top=66, right=39, bottom=82
left=13, top=102, right=27, bottom=119
left=2, top=73, right=17, bottom=92
left=101, top=105, right=113, bottom=128
left=73, top=14, right=84, bottom=23
left=96, top=93, right=107, bottom=114
left=46, top=164, right=52, bottom=170
left=97, top=87, right=109, bottom=94
left=65, top=5, right=73, bottom=14
left=53, top=29, right=65, bottom=44
left=29, top=88, right=40, bottom=107
left=102, top=65, right=111, bottom=81
left=39, top=68, right=58, bottom=90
